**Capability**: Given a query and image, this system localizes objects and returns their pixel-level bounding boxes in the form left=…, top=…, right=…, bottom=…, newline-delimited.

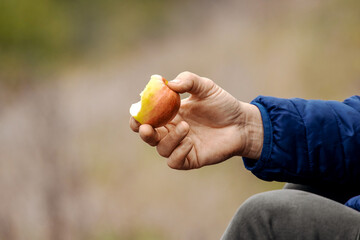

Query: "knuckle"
left=183, top=136, right=192, bottom=145
left=141, top=135, right=157, bottom=147
left=167, top=157, right=182, bottom=169
left=147, top=140, right=158, bottom=147
left=156, top=145, right=171, bottom=158
left=140, top=132, right=153, bottom=143
left=202, top=77, right=214, bottom=85
left=178, top=71, right=194, bottom=80
left=175, top=122, right=188, bottom=136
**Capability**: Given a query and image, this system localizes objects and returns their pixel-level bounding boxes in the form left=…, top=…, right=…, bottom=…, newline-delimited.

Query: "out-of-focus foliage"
left=0, top=0, right=359, bottom=240
left=0, top=0, right=172, bottom=88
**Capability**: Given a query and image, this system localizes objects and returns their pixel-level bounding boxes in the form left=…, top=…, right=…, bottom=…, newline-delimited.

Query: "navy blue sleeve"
left=345, top=195, right=360, bottom=211
left=243, top=95, right=360, bottom=187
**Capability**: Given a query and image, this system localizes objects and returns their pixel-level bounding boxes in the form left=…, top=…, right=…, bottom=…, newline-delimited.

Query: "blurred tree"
left=0, top=0, right=173, bottom=90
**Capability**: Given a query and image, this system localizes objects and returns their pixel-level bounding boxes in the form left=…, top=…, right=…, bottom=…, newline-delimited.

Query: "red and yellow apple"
left=130, top=74, right=180, bottom=128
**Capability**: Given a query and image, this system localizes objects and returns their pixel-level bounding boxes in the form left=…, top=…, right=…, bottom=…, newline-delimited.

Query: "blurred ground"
left=0, top=0, right=359, bottom=239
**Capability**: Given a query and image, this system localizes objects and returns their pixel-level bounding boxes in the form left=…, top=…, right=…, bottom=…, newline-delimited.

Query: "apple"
left=130, top=74, right=181, bottom=128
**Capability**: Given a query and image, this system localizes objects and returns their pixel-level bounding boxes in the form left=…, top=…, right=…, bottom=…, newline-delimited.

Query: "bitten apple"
left=130, top=74, right=180, bottom=128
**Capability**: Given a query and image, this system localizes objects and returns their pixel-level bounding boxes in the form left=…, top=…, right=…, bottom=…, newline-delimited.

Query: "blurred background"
left=0, top=0, right=359, bottom=239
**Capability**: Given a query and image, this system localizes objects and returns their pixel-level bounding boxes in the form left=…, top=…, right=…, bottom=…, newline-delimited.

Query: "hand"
left=130, top=72, right=263, bottom=170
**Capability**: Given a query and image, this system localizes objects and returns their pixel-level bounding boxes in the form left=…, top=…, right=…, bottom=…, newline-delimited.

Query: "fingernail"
left=169, top=79, right=180, bottom=84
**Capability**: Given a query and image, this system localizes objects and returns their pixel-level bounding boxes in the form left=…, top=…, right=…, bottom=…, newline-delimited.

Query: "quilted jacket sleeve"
left=243, top=95, right=360, bottom=187
left=345, top=195, right=360, bottom=211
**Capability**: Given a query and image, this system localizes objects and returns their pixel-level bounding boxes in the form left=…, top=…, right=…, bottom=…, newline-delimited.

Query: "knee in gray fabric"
left=239, top=190, right=288, bottom=216
left=235, top=190, right=308, bottom=226
left=224, top=190, right=290, bottom=239
left=223, top=189, right=360, bottom=240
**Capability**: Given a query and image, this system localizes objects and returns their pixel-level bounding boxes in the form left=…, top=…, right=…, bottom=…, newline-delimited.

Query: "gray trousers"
left=221, top=183, right=360, bottom=240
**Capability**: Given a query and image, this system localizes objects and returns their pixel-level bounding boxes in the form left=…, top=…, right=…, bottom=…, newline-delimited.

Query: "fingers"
left=129, top=117, right=141, bottom=132
left=167, top=71, right=216, bottom=98
left=131, top=119, right=196, bottom=170
left=139, top=124, right=168, bottom=147
left=167, top=137, right=193, bottom=170
left=156, top=121, right=190, bottom=157
left=131, top=116, right=188, bottom=150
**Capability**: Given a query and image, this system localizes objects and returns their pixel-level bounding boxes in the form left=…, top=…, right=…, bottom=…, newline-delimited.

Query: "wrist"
left=239, top=102, right=264, bottom=159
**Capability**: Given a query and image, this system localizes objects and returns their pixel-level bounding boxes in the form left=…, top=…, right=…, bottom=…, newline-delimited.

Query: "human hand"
left=130, top=72, right=263, bottom=170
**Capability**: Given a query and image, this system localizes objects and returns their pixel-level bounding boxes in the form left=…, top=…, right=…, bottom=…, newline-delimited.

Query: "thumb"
left=167, top=71, right=216, bottom=98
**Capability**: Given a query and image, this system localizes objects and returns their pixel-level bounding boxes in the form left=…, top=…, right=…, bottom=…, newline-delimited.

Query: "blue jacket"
left=243, top=95, right=360, bottom=211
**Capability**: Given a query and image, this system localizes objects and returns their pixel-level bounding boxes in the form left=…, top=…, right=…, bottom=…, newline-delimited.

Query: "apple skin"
left=132, top=75, right=180, bottom=128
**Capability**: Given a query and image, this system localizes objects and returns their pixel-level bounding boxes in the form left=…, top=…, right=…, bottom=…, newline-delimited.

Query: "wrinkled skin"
left=130, top=71, right=263, bottom=170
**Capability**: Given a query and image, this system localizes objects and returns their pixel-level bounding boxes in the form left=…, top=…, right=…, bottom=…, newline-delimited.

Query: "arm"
left=129, top=72, right=360, bottom=187
left=244, top=95, right=360, bottom=187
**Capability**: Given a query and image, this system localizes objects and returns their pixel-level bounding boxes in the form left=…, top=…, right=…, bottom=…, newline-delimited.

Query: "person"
left=129, top=71, right=360, bottom=239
